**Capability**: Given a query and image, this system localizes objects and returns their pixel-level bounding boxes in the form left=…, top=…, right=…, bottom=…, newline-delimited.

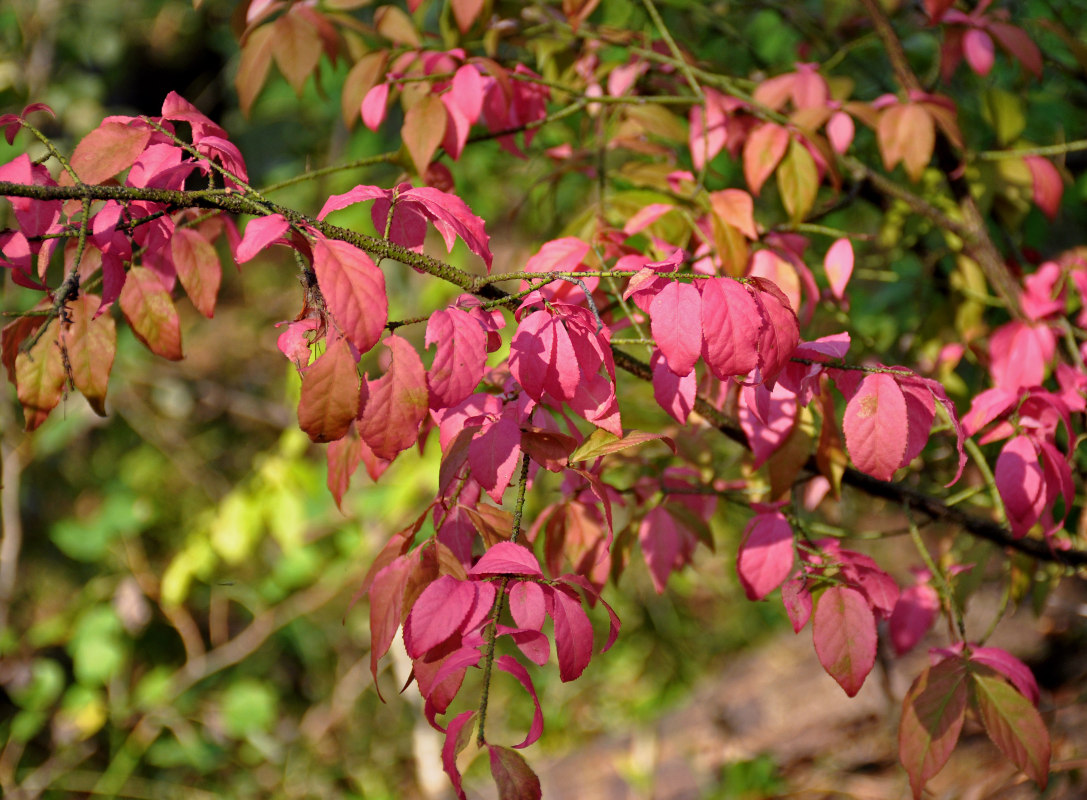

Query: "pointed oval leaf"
left=743, top=122, right=789, bottom=195
left=469, top=542, right=543, bottom=579
left=898, top=657, right=969, bottom=799
left=172, top=228, right=221, bottom=318
left=442, top=710, right=478, bottom=800
left=776, top=137, right=819, bottom=223
left=298, top=337, right=360, bottom=443
left=119, top=266, right=183, bottom=360
left=426, top=307, right=487, bottom=409
left=403, top=94, right=448, bottom=176
left=236, top=213, right=289, bottom=264
left=842, top=372, right=908, bottom=481
left=312, top=236, right=388, bottom=355
left=357, top=335, right=429, bottom=461
left=61, top=293, right=116, bottom=416
left=549, top=587, right=594, bottom=682
left=737, top=512, right=795, bottom=600
left=488, top=745, right=542, bottom=800
left=700, top=277, right=760, bottom=379
left=812, top=585, right=877, bottom=697
left=69, top=121, right=151, bottom=185
left=15, top=323, right=65, bottom=431
left=824, top=238, right=854, bottom=300
left=972, top=671, right=1050, bottom=790
left=405, top=575, right=475, bottom=658
left=650, top=280, right=702, bottom=377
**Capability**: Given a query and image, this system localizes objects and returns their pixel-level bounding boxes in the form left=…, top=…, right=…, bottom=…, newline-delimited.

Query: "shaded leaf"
left=813, top=585, right=876, bottom=697
left=119, top=266, right=183, bottom=360
left=61, top=293, right=115, bottom=416
left=298, top=337, right=360, bottom=443
left=172, top=228, right=221, bottom=317
left=15, top=322, right=65, bottom=431
left=899, top=657, right=968, bottom=799
left=357, top=335, right=429, bottom=460
left=488, top=745, right=542, bottom=800
left=312, top=236, right=387, bottom=354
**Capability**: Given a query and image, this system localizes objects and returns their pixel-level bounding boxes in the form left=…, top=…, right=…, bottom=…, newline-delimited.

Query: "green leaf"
left=221, top=678, right=278, bottom=739
left=972, top=670, right=1051, bottom=790
left=776, top=137, right=818, bottom=223
left=569, top=428, right=676, bottom=463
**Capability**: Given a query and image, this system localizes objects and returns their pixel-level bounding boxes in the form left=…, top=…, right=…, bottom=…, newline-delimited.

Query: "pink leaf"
left=468, top=415, right=522, bottom=503
left=548, top=586, right=594, bottom=681
left=650, top=281, right=702, bottom=377
left=398, top=186, right=493, bottom=270
left=889, top=583, right=940, bottom=656
left=495, top=655, right=545, bottom=748
left=470, top=542, right=544, bottom=578
left=442, top=710, right=477, bottom=800
left=357, top=336, right=429, bottom=461
left=827, top=110, right=854, bottom=154
left=426, top=307, right=488, bottom=409
left=567, top=373, right=622, bottom=436
left=963, top=28, right=995, bottom=76
left=995, top=435, right=1046, bottom=536
left=651, top=350, right=696, bottom=424
left=237, top=213, right=290, bottom=263
left=842, top=372, right=908, bottom=481
left=69, top=121, right=152, bottom=184
left=509, top=309, right=554, bottom=401
left=813, top=586, right=877, bottom=697
left=638, top=505, right=695, bottom=594
left=708, top=189, right=758, bottom=239
left=368, top=554, right=415, bottom=691
left=1024, top=156, right=1063, bottom=220
left=972, top=671, right=1050, bottom=789
left=488, top=745, right=542, bottom=800
left=781, top=577, right=812, bottom=633
left=737, top=511, right=795, bottom=600
left=508, top=581, right=547, bottom=630
left=750, top=282, right=801, bottom=385
left=699, top=277, right=760, bottom=379
left=899, top=657, right=968, bottom=799
left=361, top=83, right=390, bottom=131
left=404, top=575, right=475, bottom=658
left=312, top=236, right=388, bottom=354
left=824, top=238, right=854, bottom=300
left=743, top=122, right=789, bottom=195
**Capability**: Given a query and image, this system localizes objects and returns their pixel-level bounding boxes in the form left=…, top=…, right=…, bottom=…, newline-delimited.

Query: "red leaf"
left=15, top=322, right=65, bottom=431
left=898, top=657, right=968, bottom=799
left=357, top=335, right=429, bottom=461
left=119, top=266, right=183, bottom=361
left=638, top=505, right=695, bottom=594
left=989, top=22, right=1042, bottom=77
left=988, top=320, right=1054, bottom=390
left=368, top=554, right=415, bottom=692
left=403, top=94, right=448, bottom=175
left=549, top=586, right=594, bottom=681
left=361, top=83, right=390, bottom=131
left=508, top=581, right=547, bottom=630
left=651, top=349, right=696, bottom=424
left=842, top=372, right=908, bottom=481
left=327, top=421, right=362, bottom=509
left=751, top=282, right=800, bottom=385
left=509, top=309, right=553, bottom=401
left=405, top=575, right=475, bottom=658
left=495, top=655, right=545, bottom=748
left=298, top=337, right=360, bottom=443
left=61, top=293, right=116, bottom=416
left=972, top=671, right=1050, bottom=789
left=469, top=542, right=543, bottom=579
left=1024, top=156, right=1063, bottom=220
left=889, top=583, right=940, bottom=656
left=736, top=511, right=795, bottom=600
left=699, top=277, right=760, bottom=379
left=488, top=745, right=542, bottom=800
left=743, top=122, right=789, bottom=195
left=69, top=121, right=151, bottom=184
left=468, top=414, right=522, bottom=503
left=398, top=186, right=493, bottom=270
left=312, top=236, right=388, bottom=354
left=426, top=307, right=487, bottom=410
left=812, top=585, right=877, bottom=697
left=442, top=710, right=477, bottom=800
left=520, top=426, right=578, bottom=472
left=650, top=281, right=702, bottom=377
left=824, top=238, right=854, bottom=300
left=172, top=228, right=221, bottom=318
left=236, top=213, right=289, bottom=263
left=781, top=577, right=812, bottom=633
left=995, top=435, right=1046, bottom=537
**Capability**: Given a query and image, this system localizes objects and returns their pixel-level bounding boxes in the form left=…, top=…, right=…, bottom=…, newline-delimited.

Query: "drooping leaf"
left=172, top=228, right=221, bottom=317
left=495, top=655, right=545, bottom=748
left=118, top=266, right=183, bottom=360
left=403, top=94, right=448, bottom=176
left=272, top=7, right=322, bottom=95
left=842, top=372, right=908, bottom=481
left=994, top=435, right=1046, bottom=537
left=824, top=238, right=854, bottom=300
left=568, top=428, right=675, bottom=463
left=878, top=103, right=935, bottom=182
left=700, top=277, right=760, bottom=379
left=357, top=335, right=429, bottom=461
left=508, top=581, right=547, bottom=631
left=368, top=554, right=416, bottom=692
left=812, top=585, right=877, bottom=697
left=736, top=511, right=795, bottom=600
left=650, top=280, right=702, bottom=377
left=298, top=337, right=360, bottom=443
left=404, top=575, right=476, bottom=658
left=549, top=587, right=594, bottom=681
left=776, top=137, right=819, bottom=223
left=426, top=307, right=487, bottom=409
left=972, top=670, right=1050, bottom=790
left=61, top=293, right=115, bottom=416
left=236, top=213, right=289, bottom=264
left=488, top=745, right=542, bottom=800
left=898, top=656, right=968, bottom=799
left=743, top=122, right=789, bottom=195
left=327, top=421, right=362, bottom=510
left=442, top=710, right=477, bottom=800
left=15, top=322, right=65, bottom=431
left=651, top=349, right=696, bottom=424
left=312, top=236, right=388, bottom=355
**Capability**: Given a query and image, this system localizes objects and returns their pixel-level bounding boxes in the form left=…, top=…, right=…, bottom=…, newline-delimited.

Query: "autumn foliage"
left=2, top=0, right=1085, bottom=796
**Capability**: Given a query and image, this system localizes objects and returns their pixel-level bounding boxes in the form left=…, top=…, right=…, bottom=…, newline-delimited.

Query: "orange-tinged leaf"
left=341, top=51, right=389, bottom=128
left=709, top=188, right=758, bottom=239
left=61, top=293, right=116, bottom=416
left=119, top=266, right=183, bottom=361
left=899, top=657, right=968, bottom=799
left=710, top=215, right=749, bottom=278
left=569, top=428, right=675, bottom=462
left=273, top=9, right=322, bottom=95
left=3, top=314, right=46, bottom=384
left=327, top=420, right=362, bottom=509
left=403, top=94, right=447, bottom=176
left=463, top=503, right=514, bottom=548
left=878, top=104, right=934, bottom=182
left=374, top=5, right=421, bottom=47
left=172, top=228, right=221, bottom=318
left=742, top=122, right=789, bottom=196
left=311, top=237, right=387, bottom=355
left=236, top=23, right=277, bottom=116
left=69, top=122, right=151, bottom=185
left=776, top=137, right=819, bottom=223
left=972, top=670, right=1050, bottom=790
left=357, top=335, right=428, bottom=461
left=298, top=337, right=360, bottom=443
left=451, top=0, right=485, bottom=33
left=15, top=322, right=65, bottom=431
